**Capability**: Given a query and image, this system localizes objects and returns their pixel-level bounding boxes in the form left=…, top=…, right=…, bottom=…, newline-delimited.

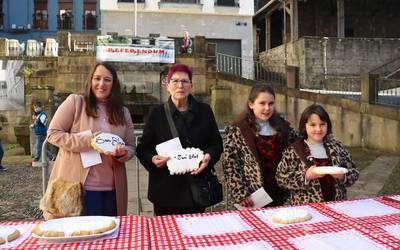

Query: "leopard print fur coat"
left=222, top=119, right=297, bottom=204
left=276, top=135, right=359, bottom=205
left=222, top=125, right=264, bottom=204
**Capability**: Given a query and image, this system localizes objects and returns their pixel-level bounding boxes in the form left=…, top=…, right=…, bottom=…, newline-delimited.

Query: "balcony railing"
left=57, top=14, right=74, bottom=30
left=161, top=0, right=200, bottom=3
left=118, top=0, right=145, bottom=2
left=215, top=0, right=238, bottom=7
left=33, top=13, right=48, bottom=30
left=83, top=14, right=97, bottom=30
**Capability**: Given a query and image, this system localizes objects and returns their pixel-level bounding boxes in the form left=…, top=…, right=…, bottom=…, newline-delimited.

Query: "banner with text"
left=96, top=45, right=175, bottom=63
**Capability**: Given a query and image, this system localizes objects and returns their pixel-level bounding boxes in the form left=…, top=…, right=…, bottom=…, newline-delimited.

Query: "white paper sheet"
left=175, top=213, right=252, bottom=236
left=291, top=230, right=387, bottom=250
left=79, top=130, right=102, bottom=168
left=188, top=241, right=273, bottom=250
left=155, top=137, right=183, bottom=157
left=390, top=195, right=400, bottom=202
left=253, top=206, right=333, bottom=228
left=327, top=199, right=400, bottom=218
left=383, top=224, right=400, bottom=239
left=0, top=224, right=34, bottom=249
left=234, top=187, right=273, bottom=210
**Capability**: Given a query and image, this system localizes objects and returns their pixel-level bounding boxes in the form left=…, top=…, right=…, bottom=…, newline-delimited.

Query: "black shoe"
left=0, top=165, right=7, bottom=171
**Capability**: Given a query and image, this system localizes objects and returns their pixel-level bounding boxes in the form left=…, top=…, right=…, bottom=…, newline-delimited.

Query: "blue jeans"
left=34, top=134, right=46, bottom=161
left=84, top=190, right=117, bottom=216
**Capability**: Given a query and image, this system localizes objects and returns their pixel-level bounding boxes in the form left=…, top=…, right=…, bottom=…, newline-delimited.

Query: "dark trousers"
left=84, top=190, right=117, bottom=216
left=0, top=142, right=3, bottom=164
left=154, top=205, right=205, bottom=216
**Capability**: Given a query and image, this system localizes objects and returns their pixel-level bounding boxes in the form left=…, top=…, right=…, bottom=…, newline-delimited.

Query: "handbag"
left=188, top=170, right=223, bottom=207
left=164, top=102, right=223, bottom=207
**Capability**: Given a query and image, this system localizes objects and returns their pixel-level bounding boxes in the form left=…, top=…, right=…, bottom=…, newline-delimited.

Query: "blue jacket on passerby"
left=33, top=111, right=48, bottom=135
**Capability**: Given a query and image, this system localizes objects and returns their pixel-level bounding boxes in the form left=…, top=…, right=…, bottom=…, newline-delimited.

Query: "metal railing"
left=83, top=14, right=97, bottom=30
left=370, top=57, right=400, bottom=79
left=40, top=128, right=230, bottom=215
left=216, top=53, right=242, bottom=76
left=32, top=13, right=48, bottom=30
left=253, top=60, right=286, bottom=86
left=216, top=52, right=286, bottom=85
left=215, top=0, right=239, bottom=7
left=374, top=77, right=400, bottom=107
left=57, top=14, right=74, bottom=30
left=161, top=0, right=200, bottom=3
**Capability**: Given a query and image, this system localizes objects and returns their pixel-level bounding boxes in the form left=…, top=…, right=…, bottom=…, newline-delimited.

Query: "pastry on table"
left=166, top=147, right=204, bottom=175
left=32, top=216, right=117, bottom=238
left=91, top=132, right=125, bottom=154
left=272, top=208, right=312, bottom=224
left=0, top=226, right=20, bottom=245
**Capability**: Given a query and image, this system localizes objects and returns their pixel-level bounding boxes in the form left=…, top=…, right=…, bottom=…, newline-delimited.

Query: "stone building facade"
left=100, top=0, right=254, bottom=78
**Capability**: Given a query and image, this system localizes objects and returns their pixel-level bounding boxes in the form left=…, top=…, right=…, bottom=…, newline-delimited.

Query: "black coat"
left=136, top=95, right=223, bottom=207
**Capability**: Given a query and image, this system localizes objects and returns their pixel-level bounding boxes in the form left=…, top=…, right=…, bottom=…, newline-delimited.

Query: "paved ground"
left=128, top=155, right=400, bottom=217
left=347, top=155, right=400, bottom=199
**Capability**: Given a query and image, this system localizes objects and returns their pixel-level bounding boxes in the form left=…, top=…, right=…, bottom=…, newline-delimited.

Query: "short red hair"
left=167, top=64, right=193, bottom=83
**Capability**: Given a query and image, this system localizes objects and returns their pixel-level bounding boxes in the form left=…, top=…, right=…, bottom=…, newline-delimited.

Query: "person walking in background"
left=223, top=84, right=297, bottom=208
left=41, top=62, right=135, bottom=219
left=136, top=64, right=223, bottom=216
left=31, top=100, right=48, bottom=163
left=276, top=104, right=359, bottom=205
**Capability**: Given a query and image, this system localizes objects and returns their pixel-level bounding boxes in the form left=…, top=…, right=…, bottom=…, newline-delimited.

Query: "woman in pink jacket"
left=44, top=62, right=135, bottom=218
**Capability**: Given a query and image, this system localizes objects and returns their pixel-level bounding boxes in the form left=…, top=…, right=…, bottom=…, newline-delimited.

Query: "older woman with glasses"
left=136, top=63, right=223, bottom=216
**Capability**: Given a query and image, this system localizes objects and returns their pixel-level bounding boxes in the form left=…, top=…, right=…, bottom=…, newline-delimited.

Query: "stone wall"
left=214, top=72, right=400, bottom=153
left=259, top=39, right=305, bottom=85
left=259, top=37, right=400, bottom=88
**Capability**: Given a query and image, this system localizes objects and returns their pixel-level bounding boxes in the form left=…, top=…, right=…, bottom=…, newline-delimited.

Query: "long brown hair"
left=84, top=62, right=126, bottom=126
left=234, top=83, right=290, bottom=146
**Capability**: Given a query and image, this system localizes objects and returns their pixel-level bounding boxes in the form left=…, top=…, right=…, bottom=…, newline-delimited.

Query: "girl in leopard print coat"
left=276, top=104, right=359, bottom=205
left=223, top=84, right=297, bottom=208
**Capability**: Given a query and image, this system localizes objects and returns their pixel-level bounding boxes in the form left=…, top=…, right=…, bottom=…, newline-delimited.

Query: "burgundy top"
left=256, top=134, right=286, bottom=206
left=303, top=141, right=336, bottom=201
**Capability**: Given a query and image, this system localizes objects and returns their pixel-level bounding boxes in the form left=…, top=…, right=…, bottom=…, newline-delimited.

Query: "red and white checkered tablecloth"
left=148, top=196, right=400, bottom=250
left=0, top=216, right=149, bottom=250
left=1, top=196, right=399, bottom=249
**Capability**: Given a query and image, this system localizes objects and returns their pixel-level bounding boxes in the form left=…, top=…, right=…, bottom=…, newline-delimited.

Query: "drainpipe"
left=134, top=0, right=137, bottom=37
left=283, top=1, right=287, bottom=68
left=322, top=37, right=328, bottom=80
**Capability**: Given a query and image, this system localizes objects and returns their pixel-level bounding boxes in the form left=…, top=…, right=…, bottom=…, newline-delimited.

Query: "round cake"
left=0, top=226, right=20, bottom=245
left=32, top=216, right=117, bottom=238
left=271, top=208, right=312, bottom=224
left=91, top=132, right=125, bottom=154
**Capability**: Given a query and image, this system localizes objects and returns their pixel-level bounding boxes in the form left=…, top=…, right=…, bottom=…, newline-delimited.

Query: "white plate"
left=31, top=216, right=119, bottom=243
left=313, top=166, right=348, bottom=175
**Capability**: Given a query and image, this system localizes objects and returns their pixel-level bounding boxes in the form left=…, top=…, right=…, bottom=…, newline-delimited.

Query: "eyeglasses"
left=170, top=79, right=191, bottom=86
